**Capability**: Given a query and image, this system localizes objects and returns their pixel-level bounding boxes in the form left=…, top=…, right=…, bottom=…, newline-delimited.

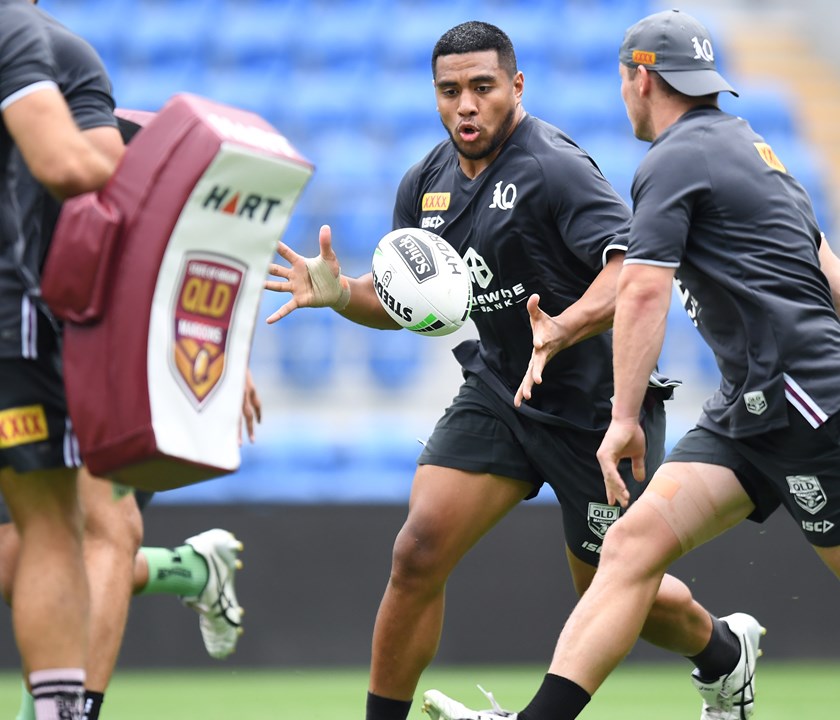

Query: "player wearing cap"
left=422, top=8, right=840, bottom=720
left=266, top=20, right=757, bottom=720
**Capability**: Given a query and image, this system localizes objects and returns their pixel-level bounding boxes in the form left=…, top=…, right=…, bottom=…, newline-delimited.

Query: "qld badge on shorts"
left=786, top=475, right=827, bottom=515
left=587, top=502, right=620, bottom=539
left=172, top=252, right=245, bottom=409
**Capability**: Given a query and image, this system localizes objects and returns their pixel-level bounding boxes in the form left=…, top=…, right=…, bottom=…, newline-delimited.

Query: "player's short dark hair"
left=432, top=21, right=518, bottom=78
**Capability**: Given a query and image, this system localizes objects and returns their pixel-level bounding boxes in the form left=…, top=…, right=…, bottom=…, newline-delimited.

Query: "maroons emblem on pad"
left=173, top=252, right=245, bottom=408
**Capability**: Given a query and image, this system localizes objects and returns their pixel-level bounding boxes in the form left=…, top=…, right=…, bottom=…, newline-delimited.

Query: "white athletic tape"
left=304, top=255, right=351, bottom=311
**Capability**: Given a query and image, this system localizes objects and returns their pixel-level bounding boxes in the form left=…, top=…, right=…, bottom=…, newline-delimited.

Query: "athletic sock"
left=365, top=691, right=412, bottom=720
left=16, top=681, right=35, bottom=720
left=29, top=668, right=85, bottom=720
left=139, top=545, right=209, bottom=596
left=518, top=674, right=590, bottom=720
left=82, top=691, right=104, bottom=720
left=688, top=615, right=741, bottom=681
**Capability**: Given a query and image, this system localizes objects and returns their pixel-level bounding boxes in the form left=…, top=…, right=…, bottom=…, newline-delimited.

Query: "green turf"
left=0, top=662, right=836, bottom=719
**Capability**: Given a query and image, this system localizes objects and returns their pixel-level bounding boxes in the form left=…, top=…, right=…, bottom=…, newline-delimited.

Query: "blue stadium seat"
left=303, top=128, right=386, bottom=185
left=278, top=68, right=370, bottom=132
left=720, top=84, right=798, bottom=140
left=280, top=5, right=381, bottom=70
left=545, top=5, right=635, bottom=73
left=202, top=67, right=280, bottom=119
left=117, top=1, right=214, bottom=67
left=381, top=128, right=447, bottom=189
left=362, top=324, right=426, bottom=389
left=358, top=68, right=440, bottom=137
left=572, top=132, right=646, bottom=203
left=323, top=207, right=392, bottom=271
left=112, top=63, right=206, bottom=113
left=205, top=1, right=298, bottom=70
left=548, top=74, right=629, bottom=138
left=275, top=309, right=338, bottom=388
left=377, top=3, right=482, bottom=71
left=41, top=0, right=127, bottom=71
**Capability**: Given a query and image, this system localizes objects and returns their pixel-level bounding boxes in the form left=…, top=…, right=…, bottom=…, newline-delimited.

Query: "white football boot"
left=691, top=613, right=766, bottom=719
left=423, top=687, right=517, bottom=720
left=182, top=529, right=244, bottom=659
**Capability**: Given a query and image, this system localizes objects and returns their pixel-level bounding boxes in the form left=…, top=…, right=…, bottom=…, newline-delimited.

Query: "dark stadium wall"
left=0, top=503, right=836, bottom=669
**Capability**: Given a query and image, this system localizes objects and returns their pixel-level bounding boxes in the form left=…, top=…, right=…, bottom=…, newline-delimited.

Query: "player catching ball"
left=265, top=20, right=758, bottom=720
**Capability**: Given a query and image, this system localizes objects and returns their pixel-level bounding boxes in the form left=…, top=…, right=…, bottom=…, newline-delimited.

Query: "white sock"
left=29, top=669, right=85, bottom=720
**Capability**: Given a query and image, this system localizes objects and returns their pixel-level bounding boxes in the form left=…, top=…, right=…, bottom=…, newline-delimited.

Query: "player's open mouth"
left=458, top=123, right=479, bottom=141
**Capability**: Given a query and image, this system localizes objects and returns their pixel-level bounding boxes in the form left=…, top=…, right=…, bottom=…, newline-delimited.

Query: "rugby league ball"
left=372, top=227, right=473, bottom=336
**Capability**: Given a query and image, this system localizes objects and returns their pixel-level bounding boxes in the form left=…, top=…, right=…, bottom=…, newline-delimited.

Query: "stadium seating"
left=37, top=0, right=836, bottom=504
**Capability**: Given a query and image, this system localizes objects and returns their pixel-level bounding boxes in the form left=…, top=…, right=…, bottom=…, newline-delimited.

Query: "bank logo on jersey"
left=754, top=143, right=787, bottom=173
left=462, top=248, right=528, bottom=313
left=588, top=502, right=620, bottom=539
left=422, top=192, right=450, bottom=211
left=787, top=475, right=827, bottom=515
left=488, top=181, right=517, bottom=210
left=744, top=391, right=767, bottom=416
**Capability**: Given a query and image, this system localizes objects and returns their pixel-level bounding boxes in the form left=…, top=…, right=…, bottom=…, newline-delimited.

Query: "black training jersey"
left=394, top=114, right=631, bottom=431
left=626, top=106, right=840, bottom=438
left=0, top=1, right=116, bottom=358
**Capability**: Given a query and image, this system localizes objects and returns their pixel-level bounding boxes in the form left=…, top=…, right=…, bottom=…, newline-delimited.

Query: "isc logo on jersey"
left=372, top=228, right=473, bottom=337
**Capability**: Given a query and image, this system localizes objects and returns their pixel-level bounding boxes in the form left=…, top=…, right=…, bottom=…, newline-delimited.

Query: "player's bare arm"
left=265, top=224, right=400, bottom=329
left=82, top=124, right=125, bottom=165
left=240, top=368, right=261, bottom=445
left=515, top=251, right=624, bottom=406
left=597, top=262, right=673, bottom=506
left=3, top=86, right=115, bottom=198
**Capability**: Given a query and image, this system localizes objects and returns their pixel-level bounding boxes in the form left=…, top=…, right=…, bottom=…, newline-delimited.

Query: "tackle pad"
left=41, top=94, right=313, bottom=490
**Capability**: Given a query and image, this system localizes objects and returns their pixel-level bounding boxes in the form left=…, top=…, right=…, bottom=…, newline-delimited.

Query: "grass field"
left=1, top=662, right=837, bottom=719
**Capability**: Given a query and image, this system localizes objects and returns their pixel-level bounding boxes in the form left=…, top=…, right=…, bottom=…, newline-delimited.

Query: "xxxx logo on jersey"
left=421, top=192, right=450, bottom=212
left=173, top=253, right=245, bottom=408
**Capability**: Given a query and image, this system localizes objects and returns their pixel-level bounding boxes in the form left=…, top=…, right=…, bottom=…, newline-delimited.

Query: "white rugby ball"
left=372, top=228, right=473, bottom=336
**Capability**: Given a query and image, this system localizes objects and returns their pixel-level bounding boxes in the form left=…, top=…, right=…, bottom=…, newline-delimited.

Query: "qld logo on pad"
left=172, top=252, right=245, bottom=408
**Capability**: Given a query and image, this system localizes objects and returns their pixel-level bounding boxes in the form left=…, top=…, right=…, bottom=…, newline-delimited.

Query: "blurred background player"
left=264, top=20, right=756, bottom=720
left=0, top=3, right=249, bottom=718
left=0, top=0, right=118, bottom=717
left=0, top=490, right=245, bottom=720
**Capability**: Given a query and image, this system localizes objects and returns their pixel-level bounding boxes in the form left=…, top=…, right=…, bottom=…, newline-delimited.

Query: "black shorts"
left=0, top=328, right=80, bottom=476
left=667, top=410, right=840, bottom=547
left=418, top=373, right=666, bottom=565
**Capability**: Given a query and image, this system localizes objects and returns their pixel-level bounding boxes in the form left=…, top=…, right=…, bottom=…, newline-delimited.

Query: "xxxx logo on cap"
left=631, top=50, right=656, bottom=65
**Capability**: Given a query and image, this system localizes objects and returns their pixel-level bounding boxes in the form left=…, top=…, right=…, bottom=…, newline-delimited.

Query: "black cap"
left=619, top=9, right=738, bottom=97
